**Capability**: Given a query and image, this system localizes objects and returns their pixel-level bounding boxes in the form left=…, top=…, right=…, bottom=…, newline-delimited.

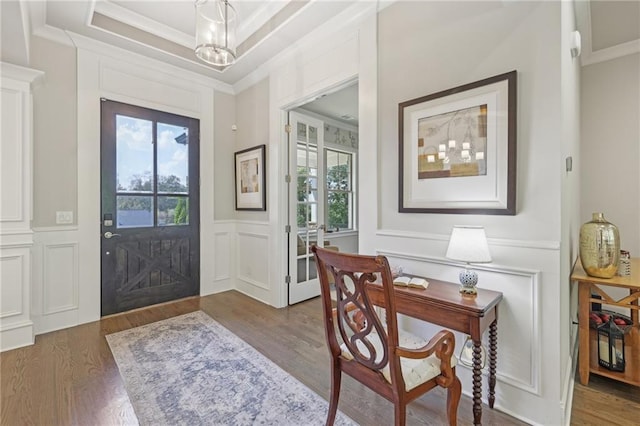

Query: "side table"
left=571, top=257, right=640, bottom=386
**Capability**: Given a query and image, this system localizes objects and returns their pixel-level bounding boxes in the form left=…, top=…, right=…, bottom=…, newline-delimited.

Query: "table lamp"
left=445, top=226, right=492, bottom=295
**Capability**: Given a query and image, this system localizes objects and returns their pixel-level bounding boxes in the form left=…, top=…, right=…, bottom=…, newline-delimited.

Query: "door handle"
left=104, top=231, right=121, bottom=239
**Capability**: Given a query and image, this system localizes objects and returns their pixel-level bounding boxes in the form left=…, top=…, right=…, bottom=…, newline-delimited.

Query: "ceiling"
left=1, top=0, right=360, bottom=86
left=1, top=1, right=638, bottom=116
left=575, top=0, right=640, bottom=65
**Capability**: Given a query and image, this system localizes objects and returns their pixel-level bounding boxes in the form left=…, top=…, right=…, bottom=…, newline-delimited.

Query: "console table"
left=572, top=257, right=640, bottom=386
left=366, top=278, right=503, bottom=426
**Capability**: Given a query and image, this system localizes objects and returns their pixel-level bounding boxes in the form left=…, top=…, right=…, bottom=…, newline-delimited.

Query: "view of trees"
left=117, top=172, right=188, bottom=225
left=296, top=162, right=350, bottom=231
left=326, top=163, right=350, bottom=230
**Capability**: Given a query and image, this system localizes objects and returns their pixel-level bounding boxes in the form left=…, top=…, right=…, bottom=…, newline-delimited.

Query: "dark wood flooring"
left=0, top=291, right=636, bottom=425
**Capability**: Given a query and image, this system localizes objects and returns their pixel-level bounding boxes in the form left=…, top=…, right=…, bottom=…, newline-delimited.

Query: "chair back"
left=312, top=246, right=404, bottom=387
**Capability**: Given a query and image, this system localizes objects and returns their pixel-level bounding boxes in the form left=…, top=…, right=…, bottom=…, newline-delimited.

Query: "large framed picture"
left=399, top=71, right=517, bottom=215
left=235, top=144, right=266, bottom=211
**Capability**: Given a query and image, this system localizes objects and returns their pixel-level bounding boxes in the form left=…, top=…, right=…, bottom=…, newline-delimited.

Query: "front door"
left=288, top=112, right=325, bottom=304
left=100, top=99, right=200, bottom=316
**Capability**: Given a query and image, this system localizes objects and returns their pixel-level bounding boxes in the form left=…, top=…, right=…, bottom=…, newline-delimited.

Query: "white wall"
left=560, top=1, right=582, bottom=420
left=365, top=2, right=567, bottom=424
left=581, top=52, right=640, bottom=255
left=579, top=51, right=640, bottom=328
left=30, top=36, right=77, bottom=228
left=29, top=34, right=232, bottom=333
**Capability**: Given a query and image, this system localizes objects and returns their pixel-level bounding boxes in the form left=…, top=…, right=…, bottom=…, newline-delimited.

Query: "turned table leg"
left=488, top=320, right=498, bottom=409
left=473, top=339, right=483, bottom=425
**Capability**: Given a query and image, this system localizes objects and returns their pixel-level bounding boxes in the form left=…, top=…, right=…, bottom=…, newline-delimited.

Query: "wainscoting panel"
left=378, top=250, right=541, bottom=396
left=0, top=254, right=25, bottom=318
left=236, top=231, right=269, bottom=291
left=0, top=248, right=33, bottom=351
left=0, top=63, right=42, bottom=351
left=43, top=243, right=79, bottom=315
left=214, top=231, right=231, bottom=282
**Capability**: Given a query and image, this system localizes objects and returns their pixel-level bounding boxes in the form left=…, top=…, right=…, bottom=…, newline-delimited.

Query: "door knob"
left=104, top=231, right=121, bottom=239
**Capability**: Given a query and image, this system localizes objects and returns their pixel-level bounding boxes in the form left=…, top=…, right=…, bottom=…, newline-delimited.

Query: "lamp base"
left=459, top=268, right=478, bottom=295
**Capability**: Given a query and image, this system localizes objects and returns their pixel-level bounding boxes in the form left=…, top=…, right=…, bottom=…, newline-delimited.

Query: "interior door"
left=100, top=99, right=200, bottom=316
left=288, top=112, right=325, bottom=304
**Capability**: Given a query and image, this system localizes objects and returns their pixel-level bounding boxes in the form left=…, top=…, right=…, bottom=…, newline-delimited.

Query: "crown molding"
left=92, top=0, right=193, bottom=49
left=582, top=38, right=640, bottom=66
left=0, top=62, right=44, bottom=84
left=232, top=0, right=378, bottom=94
left=66, top=31, right=234, bottom=94
left=576, top=0, right=640, bottom=67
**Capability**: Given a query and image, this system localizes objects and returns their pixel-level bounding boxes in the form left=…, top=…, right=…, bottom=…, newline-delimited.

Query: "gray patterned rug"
left=106, top=311, right=356, bottom=426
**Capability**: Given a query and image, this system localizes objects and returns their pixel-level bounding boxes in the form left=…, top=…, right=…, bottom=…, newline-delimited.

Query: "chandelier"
left=195, top=0, right=237, bottom=67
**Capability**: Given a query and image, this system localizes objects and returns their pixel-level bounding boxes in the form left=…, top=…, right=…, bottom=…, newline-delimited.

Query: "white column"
left=0, top=62, right=43, bottom=351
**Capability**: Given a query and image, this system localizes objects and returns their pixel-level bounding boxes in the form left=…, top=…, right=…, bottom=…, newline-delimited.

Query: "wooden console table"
left=366, top=278, right=503, bottom=426
left=572, top=258, right=640, bottom=386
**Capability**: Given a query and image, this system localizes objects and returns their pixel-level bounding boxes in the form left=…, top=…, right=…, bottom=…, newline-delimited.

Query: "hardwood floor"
left=0, top=290, right=634, bottom=425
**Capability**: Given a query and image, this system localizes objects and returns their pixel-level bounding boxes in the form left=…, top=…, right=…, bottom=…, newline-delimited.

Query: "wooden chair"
left=312, top=246, right=461, bottom=426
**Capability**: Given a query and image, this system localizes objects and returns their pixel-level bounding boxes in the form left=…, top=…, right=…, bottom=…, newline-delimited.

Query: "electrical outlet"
left=56, top=211, right=73, bottom=224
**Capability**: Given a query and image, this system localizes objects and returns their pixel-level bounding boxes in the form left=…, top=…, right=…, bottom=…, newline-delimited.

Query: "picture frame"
left=399, top=70, right=517, bottom=215
left=235, top=144, right=266, bottom=211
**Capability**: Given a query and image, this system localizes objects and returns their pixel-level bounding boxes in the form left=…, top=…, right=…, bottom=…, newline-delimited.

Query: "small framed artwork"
left=399, top=70, right=517, bottom=215
left=235, top=144, right=266, bottom=211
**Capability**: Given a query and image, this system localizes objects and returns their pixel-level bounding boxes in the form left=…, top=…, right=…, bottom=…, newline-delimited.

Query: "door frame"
left=287, top=111, right=326, bottom=304
left=99, top=99, right=201, bottom=316
left=279, top=77, right=359, bottom=306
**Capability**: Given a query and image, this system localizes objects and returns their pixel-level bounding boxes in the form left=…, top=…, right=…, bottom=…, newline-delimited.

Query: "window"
left=115, top=115, right=190, bottom=228
left=325, top=148, right=354, bottom=231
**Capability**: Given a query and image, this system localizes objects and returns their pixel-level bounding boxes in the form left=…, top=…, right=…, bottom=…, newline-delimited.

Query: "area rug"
left=106, top=311, right=356, bottom=426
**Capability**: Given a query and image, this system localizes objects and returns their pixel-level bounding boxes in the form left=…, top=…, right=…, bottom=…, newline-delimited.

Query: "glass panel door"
left=289, top=112, right=325, bottom=304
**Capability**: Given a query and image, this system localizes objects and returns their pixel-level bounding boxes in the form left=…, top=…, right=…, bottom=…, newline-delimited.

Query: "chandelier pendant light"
left=195, top=0, right=237, bottom=67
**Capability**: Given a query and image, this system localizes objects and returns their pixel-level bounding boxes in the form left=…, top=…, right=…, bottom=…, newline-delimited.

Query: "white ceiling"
left=1, top=0, right=638, bottom=120
left=1, top=0, right=360, bottom=86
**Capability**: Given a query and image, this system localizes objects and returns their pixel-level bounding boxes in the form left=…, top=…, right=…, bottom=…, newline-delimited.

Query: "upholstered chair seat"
left=340, top=328, right=458, bottom=391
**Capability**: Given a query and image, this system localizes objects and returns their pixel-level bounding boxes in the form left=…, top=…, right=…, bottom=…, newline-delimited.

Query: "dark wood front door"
left=100, top=99, right=200, bottom=316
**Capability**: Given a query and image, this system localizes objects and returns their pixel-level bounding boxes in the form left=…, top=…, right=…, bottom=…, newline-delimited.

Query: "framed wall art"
left=398, top=70, right=517, bottom=215
left=235, top=144, right=266, bottom=211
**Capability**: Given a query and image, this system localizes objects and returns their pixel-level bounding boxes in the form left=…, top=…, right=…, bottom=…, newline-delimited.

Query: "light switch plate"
left=56, top=211, right=73, bottom=224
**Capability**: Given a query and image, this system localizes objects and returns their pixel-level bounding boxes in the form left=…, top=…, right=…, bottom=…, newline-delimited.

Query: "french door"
left=288, top=112, right=326, bottom=304
left=100, top=100, right=200, bottom=316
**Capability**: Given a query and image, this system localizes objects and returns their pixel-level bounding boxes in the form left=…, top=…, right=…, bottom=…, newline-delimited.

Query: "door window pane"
left=325, top=149, right=354, bottom=231
left=158, top=196, right=189, bottom=226
left=116, top=115, right=154, bottom=193
left=117, top=195, right=153, bottom=228
left=157, top=123, right=189, bottom=194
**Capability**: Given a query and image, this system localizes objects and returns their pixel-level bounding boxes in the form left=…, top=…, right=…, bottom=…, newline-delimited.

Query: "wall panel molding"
left=213, top=231, right=231, bottom=282
left=236, top=231, right=269, bottom=291
left=0, top=62, right=42, bottom=351
left=378, top=249, right=542, bottom=396
left=377, top=229, right=561, bottom=251
left=42, top=242, right=79, bottom=315
left=0, top=255, right=25, bottom=318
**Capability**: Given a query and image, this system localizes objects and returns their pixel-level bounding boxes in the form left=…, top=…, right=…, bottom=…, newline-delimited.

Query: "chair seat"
left=340, top=329, right=457, bottom=391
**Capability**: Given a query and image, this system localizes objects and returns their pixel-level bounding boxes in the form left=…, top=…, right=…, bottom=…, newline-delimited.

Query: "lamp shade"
left=446, top=226, right=492, bottom=263
left=195, top=0, right=237, bottom=66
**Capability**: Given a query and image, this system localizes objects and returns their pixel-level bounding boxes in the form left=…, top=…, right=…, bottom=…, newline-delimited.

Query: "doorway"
left=287, top=83, right=359, bottom=304
left=100, top=100, right=200, bottom=316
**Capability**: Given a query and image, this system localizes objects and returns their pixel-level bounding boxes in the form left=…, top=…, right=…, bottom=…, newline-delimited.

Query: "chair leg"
left=446, top=376, right=462, bottom=426
left=394, top=402, right=407, bottom=426
left=326, top=361, right=342, bottom=426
